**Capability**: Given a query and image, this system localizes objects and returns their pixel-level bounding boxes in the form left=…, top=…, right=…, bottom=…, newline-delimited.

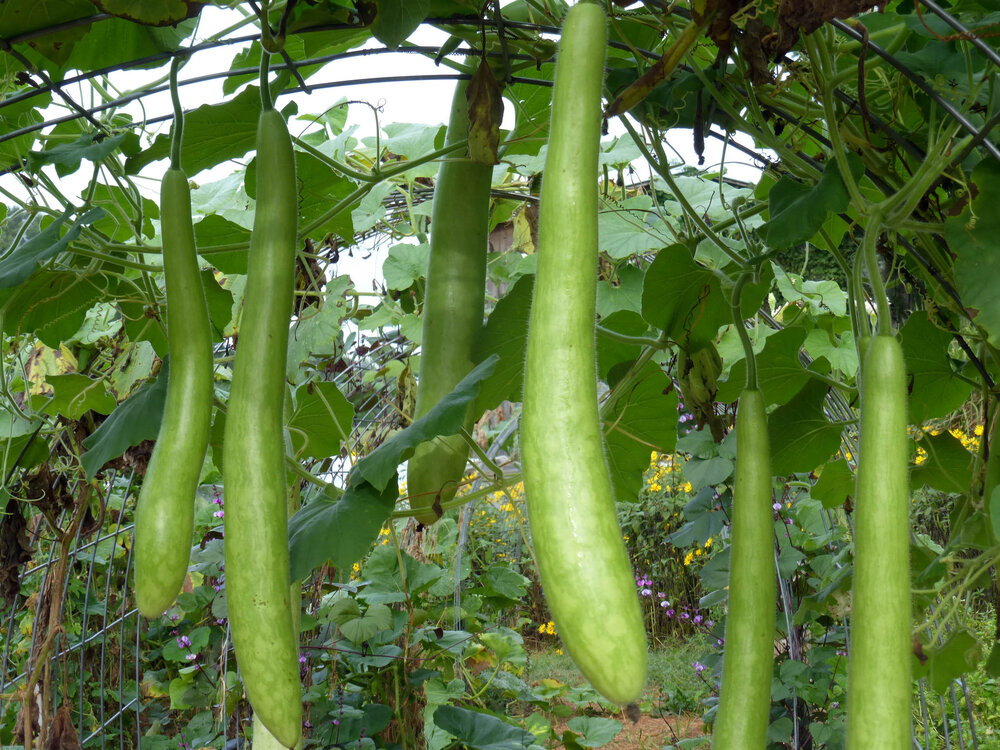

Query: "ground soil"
left=553, top=713, right=706, bottom=749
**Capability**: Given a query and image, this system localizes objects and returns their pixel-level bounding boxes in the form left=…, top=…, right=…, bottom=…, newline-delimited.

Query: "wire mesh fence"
left=0, top=1, right=998, bottom=747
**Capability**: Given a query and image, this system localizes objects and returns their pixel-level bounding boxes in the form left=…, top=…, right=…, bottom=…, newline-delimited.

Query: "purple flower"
left=693, top=661, right=707, bottom=673
left=706, top=620, right=714, bottom=628
left=680, top=612, right=690, bottom=620
left=212, top=496, right=223, bottom=505
left=693, top=615, right=703, bottom=624
left=299, top=655, right=307, bottom=664
left=657, top=592, right=666, bottom=599
left=177, top=635, right=191, bottom=648
left=185, top=653, right=198, bottom=661
left=772, top=502, right=782, bottom=511
left=660, top=600, right=670, bottom=608
left=331, top=719, right=340, bottom=726
left=665, top=609, right=675, bottom=617
left=170, top=614, right=179, bottom=621
left=784, top=518, right=793, bottom=525
left=213, top=509, right=225, bottom=518
left=641, top=588, right=652, bottom=596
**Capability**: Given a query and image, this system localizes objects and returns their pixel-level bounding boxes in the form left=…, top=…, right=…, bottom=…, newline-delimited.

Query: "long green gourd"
left=223, top=54, right=301, bottom=749
left=712, top=275, right=776, bottom=749
left=847, top=332, right=911, bottom=750
left=407, top=74, right=492, bottom=525
left=520, top=0, right=647, bottom=706
left=134, top=57, right=213, bottom=619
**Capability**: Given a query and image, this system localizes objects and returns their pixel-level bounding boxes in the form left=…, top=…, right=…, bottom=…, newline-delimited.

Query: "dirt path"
left=554, top=713, right=706, bottom=749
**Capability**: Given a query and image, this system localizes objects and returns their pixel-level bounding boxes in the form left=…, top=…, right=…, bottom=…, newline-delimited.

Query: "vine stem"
left=259, top=50, right=274, bottom=111
left=862, top=208, right=891, bottom=335
left=804, top=30, right=868, bottom=214
left=731, top=273, right=758, bottom=391
left=168, top=56, right=185, bottom=171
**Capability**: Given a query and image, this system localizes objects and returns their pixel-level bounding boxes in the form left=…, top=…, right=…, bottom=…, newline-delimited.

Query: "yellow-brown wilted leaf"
left=466, top=59, right=503, bottom=165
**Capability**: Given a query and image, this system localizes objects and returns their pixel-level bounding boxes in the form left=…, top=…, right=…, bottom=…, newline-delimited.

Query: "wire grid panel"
left=0, top=326, right=407, bottom=748
left=0, top=471, right=141, bottom=748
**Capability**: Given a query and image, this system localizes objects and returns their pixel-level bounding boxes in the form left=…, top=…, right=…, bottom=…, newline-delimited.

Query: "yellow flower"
left=975, top=424, right=985, bottom=436
left=681, top=481, right=693, bottom=493
left=683, top=551, right=695, bottom=566
left=704, top=537, right=713, bottom=548
left=695, top=548, right=702, bottom=556
left=555, top=648, right=564, bottom=655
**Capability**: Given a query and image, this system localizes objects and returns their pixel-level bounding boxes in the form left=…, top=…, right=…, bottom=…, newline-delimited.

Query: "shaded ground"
left=553, top=712, right=706, bottom=749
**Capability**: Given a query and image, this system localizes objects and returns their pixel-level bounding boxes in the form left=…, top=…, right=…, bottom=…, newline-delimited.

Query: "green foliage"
left=0, top=1, right=999, bottom=746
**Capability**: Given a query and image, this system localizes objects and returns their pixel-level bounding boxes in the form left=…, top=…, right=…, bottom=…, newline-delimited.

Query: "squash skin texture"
left=520, top=0, right=647, bottom=707
left=134, top=168, right=213, bottom=619
left=847, top=333, right=912, bottom=750
left=223, top=108, right=302, bottom=749
left=712, top=388, right=776, bottom=749
left=407, top=77, right=492, bottom=525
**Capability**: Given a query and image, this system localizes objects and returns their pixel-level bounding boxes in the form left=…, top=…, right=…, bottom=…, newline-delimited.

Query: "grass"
left=524, top=637, right=713, bottom=713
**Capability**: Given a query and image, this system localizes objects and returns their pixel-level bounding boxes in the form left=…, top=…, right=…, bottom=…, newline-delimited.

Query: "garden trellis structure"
left=0, top=0, right=999, bottom=748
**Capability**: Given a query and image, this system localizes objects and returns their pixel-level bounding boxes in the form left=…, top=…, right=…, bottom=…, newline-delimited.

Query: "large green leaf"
left=811, top=459, right=854, bottom=509
left=31, top=373, right=116, bottom=419
left=913, top=628, right=982, bottom=694
left=2, top=271, right=109, bottom=347
left=90, top=0, right=199, bottom=25
left=668, top=486, right=728, bottom=548
left=772, top=265, right=848, bottom=318
left=338, top=602, right=395, bottom=644
left=363, top=545, right=444, bottom=602
left=286, top=277, right=352, bottom=382
left=433, top=705, right=535, bottom=750
left=566, top=717, right=622, bottom=748
left=946, top=160, right=1000, bottom=347
left=287, top=481, right=397, bottom=580
left=371, top=0, right=430, bottom=48
left=911, top=431, right=972, bottom=495
left=0, top=1, right=94, bottom=68
left=768, top=380, right=843, bottom=476
left=718, top=327, right=809, bottom=405
left=604, top=363, right=678, bottom=501
left=596, top=265, right=644, bottom=318
left=641, top=244, right=729, bottom=349
left=352, top=355, right=498, bottom=491
left=762, top=156, right=864, bottom=249
left=474, top=276, right=533, bottom=412
left=598, top=195, right=672, bottom=260
left=195, top=216, right=251, bottom=275
left=80, top=364, right=169, bottom=478
left=27, top=133, right=126, bottom=176
left=287, top=381, right=355, bottom=461
left=201, top=269, right=234, bottom=343
left=501, top=64, right=555, bottom=159
left=595, top=310, right=647, bottom=383
left=0, top=209, right=104, bottom=289
left=901, top=312, right=975, bottom=424
left=383, top=243, right=429, bottom=291
left=125, top=85, right=265, bottom=176
left=248, top=149, right=358, bottom=243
